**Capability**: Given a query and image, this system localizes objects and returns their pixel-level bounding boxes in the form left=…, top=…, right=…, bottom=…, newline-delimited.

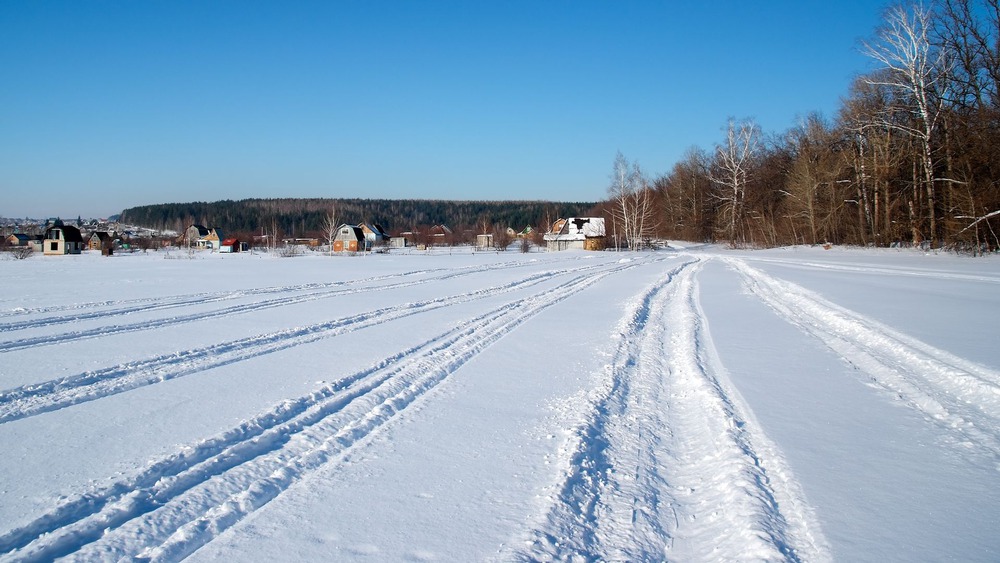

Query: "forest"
left=617, top=0, right=999, bottom=253
left=119, top=198, right=596, bottom=242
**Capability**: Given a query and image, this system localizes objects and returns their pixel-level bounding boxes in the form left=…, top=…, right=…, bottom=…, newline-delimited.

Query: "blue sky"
left=1, top=1, right=890, bottom=219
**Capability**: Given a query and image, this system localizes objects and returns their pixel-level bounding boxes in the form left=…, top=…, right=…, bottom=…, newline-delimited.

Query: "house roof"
left=45, top=225, right=84, bottom=243
left=544, top=217, right=606, bottom=241
left=221, top=238, right=239, bottom=245
left=361, top=223, right=389, bottom=238
left=336, top=224, right=366, bottom=241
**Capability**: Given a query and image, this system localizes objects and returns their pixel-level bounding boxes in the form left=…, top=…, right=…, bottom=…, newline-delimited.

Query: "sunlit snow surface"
left=0, top=245, right=997, bottom=562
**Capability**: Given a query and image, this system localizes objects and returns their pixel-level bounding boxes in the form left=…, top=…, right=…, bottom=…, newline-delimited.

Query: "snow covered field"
left=0, top=244, right=997, bottom=562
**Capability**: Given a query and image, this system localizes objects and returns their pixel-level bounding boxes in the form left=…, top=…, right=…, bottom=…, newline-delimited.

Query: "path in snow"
left=726, top=257, right=1000, bottom=466
left=516, top=256, right=830, bottom=562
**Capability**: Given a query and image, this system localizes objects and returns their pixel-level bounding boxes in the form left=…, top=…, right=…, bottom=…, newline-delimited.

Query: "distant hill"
left=119, top=198, right=599, bottom=237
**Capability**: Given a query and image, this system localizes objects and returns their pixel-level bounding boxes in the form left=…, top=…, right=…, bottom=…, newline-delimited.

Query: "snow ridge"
left=516, top=257, right=829, bottom=562
left=728, top=258, right=1000, bottom=464
left=0, top=258, right=643, bottom=562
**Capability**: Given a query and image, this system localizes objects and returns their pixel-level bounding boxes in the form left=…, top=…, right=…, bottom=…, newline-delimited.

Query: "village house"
left=181, top=225, right=224, bottom=250
left=333, top=224, right=368, bottom=252
left=543, top=217, right=607, bottom=251
left=43, top=222, right=85, bottom=255
left=428, top=224, right=453, bottom=245
left=219, top=237, right=249, bottom=253
left=360, top=223, right=390, bottom=246
left=87, top=231, right=115, bottom=252
left=6, top=233, right=34, bottom=247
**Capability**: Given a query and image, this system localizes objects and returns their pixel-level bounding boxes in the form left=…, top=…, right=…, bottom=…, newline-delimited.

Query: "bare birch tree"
left=607, top=152, right=657, bottom=250
left=862, top=2, right=953, bottom=245
left=320, top=204, right=339, bottom=256
left=711, top=118, right=762, bottom=246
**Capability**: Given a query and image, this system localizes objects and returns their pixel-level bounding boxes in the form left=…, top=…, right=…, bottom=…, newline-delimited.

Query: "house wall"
left=44, top=238, right=65, bottom=255
left=333, top=240, right=360, bottom=252
left=546, top=239, right=585, bottom=252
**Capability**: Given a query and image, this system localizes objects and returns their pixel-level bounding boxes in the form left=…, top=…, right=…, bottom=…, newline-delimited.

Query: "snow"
left=0, top=245, right=997, bottom=562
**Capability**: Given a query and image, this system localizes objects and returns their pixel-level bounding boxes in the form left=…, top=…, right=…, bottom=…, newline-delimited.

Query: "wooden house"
left=428, top=224, right=452, bottom=245
left=543, top=217, right=607, bottom=251
left=88, top=231, right=114, bottom=252
left=201, top=228, right=222, bottom=250
left=360, top=223, right=390, bottom=245
left=219, top=237, right=249, bottom=253
left=333, top=224, right=368, bottom=252
left=181, top=225, right=223, bottom=250
left=6, top=233, right=32, bottom=247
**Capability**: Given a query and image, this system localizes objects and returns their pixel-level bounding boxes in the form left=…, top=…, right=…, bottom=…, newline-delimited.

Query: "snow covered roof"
left=544, top=217, right=606, bottom=240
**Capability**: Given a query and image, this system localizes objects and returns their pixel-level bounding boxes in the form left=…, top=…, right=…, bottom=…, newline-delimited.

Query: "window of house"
left=50, top=242, right=58, bottom=251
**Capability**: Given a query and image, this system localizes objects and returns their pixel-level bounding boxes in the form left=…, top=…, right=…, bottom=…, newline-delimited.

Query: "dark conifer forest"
left=120, top=198, right=596, bottom=239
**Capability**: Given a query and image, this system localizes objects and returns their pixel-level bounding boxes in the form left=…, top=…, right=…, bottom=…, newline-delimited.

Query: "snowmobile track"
left=0, top=257, right=646, bottom=562
left=0, top=262, right=621, bottom=425
left=517, top=256, right=830, bottom=562
left=0, top=258, right=579, bottom=352
left=728, top=257, right=1000, bottom=463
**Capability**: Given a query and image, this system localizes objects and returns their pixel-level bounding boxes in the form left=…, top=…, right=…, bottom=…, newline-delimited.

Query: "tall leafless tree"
left=862, top=2, right=953, bottom=245
left=607, top=152, right=656, bottom=250
left=710, top=118, right=762, bottom=247
left=320, top=205, right=339, bottom=256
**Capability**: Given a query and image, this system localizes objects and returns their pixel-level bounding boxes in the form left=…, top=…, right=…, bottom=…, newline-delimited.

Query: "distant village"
left=0, top=216, right=610, bottom=257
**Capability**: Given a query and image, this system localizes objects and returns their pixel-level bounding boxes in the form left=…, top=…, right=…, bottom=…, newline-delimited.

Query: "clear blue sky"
left=1, top=0, right=890, bottom=219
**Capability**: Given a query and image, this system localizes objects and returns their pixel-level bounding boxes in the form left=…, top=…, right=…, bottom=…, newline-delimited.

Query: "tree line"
left=120, top=198, right=596, bottom=241
left=614, top=0, right=998, bottom=253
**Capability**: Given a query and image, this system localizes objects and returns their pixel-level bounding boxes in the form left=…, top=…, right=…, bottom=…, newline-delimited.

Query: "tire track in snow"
left=517, top=257, right=830, bottom=562
left=727, top=258, right=1000, bottom=463
left=0, top=266, right=451, bottom=323
left=0, top=259, right=566, bottom=352
left=0, top=254, right=590, bottom=322
left=0, top=262, right=619, bottom=425
left=740, top=256, right=1000, bottom=285
left=0, top=257, right=645, bottom=562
